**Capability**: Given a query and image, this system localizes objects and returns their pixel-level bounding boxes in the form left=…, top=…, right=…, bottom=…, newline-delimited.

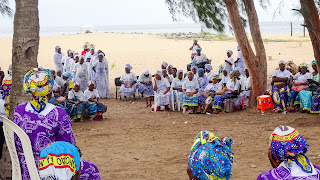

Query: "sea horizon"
left=0, top=20, right=306, bottom=38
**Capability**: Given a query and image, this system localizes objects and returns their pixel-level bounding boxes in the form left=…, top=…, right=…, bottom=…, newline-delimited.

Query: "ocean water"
left=0, top=21, right=306, bottom=38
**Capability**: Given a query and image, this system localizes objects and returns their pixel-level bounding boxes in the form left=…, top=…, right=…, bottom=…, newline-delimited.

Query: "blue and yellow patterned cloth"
left=269, top=126, right=312, bottom=173
left=39, top=141, right=81, bottom=179
left=189, top=131, right=234, bottom=180
left=24, top=68, right=54, bottom=112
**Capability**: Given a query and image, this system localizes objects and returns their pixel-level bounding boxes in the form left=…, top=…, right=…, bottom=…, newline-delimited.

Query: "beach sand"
left=1, top=33, right=319, bottom=179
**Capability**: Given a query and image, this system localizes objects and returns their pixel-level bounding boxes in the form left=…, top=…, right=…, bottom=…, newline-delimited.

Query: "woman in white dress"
left=63, top=50, right=73, bottom=73
left=137, top=69, right=154, bottom=96
left=93, top=53, right=109, bottom=99
left=182, top=72, right=200, bottom=113
left=86, top=47, right=97, bottom=80
left=119, top=64, right=137, bottom=100
left=84, top=81, right=106, bottom=121
left=54, top=46, right=64, bottom=72
left=224, top=50, right=234, bottom=74
left=74, top=56, right=88, bottom=92
left=153, top=70, right=171, bottom=110
left=171, top=70, right=185, bottom=108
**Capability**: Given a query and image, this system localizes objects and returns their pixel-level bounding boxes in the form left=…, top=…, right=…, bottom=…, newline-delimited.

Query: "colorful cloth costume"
left=14, top=68, right=100, bottom=180
left=258, top=126, right=320, bottom=179
left=68, top=89, right=84, bottom=120
left=199, top=83, right=222, bottom=105
left=295, top=73, right=320, bottom=111
left=271, top=68, right=291, bottom=110
left=38, top=141, right=81, bottom=179
left=0, top=74, right=12, bottom=100
left=189, top=130, right=234, bottom=180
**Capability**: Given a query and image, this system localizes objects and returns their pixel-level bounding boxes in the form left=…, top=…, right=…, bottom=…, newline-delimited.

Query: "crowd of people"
left=0, top=38, right=320, bottom=180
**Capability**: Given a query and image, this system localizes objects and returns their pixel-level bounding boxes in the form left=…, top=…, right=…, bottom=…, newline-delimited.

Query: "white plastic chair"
left=171, top=90, right=181, bottom=112
left=153, top=91, right=157, bottom=112
left=0, top=115, right=40, bottom=180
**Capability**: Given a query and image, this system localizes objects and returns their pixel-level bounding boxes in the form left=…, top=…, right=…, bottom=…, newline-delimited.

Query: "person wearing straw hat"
left=257, top=125, right=320, bottom=179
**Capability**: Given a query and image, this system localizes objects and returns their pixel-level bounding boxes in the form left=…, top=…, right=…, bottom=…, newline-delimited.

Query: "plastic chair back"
left=0, top=115, right=40, bottom=180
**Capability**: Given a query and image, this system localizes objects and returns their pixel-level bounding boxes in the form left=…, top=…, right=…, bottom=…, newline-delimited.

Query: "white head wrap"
left=227, top=50, right=233, bottom=56
left=169, top=64, right=173, bottom=68
left=143, top=69, right=150, bottom=76
left=88, top=81, right=94, bottom=86
left=205, top=64, right=212, bottom=71
left=125, top=64, right=132, bottom=70
left=279, top=60, right=285, bottom=65
left=8, top=64, right=12, bottom=72
left=162, top=61, right=168, bottom=68
left=98, top=53, right=104, bottom=57
left=90, top=46, right=95, bottom=51
left=155, top=70, right=162, bottom=76
left=177, top=70, right=183, bottom=75
left=55, top=46, right=60, bottom=52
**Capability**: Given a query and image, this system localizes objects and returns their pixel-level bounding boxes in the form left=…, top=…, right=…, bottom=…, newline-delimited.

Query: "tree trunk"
left=0, top=0, right=39, bottom=178
left=9, top=0, right=39, bottom=117
left=299, top=0, right=320, bottom=71
left=225, top=0, right=267, bottom=105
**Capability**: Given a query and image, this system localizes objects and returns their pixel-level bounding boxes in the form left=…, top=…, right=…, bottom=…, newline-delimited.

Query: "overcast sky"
left=0, top=0, right=303, bottom=28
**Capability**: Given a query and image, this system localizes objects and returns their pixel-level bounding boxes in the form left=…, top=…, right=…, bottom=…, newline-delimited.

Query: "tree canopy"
left=0, top=0, right=13, bottom=17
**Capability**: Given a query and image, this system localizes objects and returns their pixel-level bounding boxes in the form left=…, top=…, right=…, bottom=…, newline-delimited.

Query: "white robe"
left=74, top=63, right=88, bottom=92
left=54, top=52, right=64, bottom=72
left=93, top=61, right=109, bottom=98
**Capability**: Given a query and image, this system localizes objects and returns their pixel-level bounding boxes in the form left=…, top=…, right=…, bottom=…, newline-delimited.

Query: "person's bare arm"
left=163, top=87, right=170, bottom=95
left=153, top=80, right=157, bottom=91
left=225, top=60, right=232, bottom=65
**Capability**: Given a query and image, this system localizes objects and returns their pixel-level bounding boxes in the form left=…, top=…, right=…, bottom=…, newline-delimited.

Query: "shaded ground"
left=73, top=97, right=320, bottom=180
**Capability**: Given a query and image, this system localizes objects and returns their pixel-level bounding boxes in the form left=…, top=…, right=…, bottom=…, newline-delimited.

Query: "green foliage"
left=0, top=0, right=13, bottom=17
left=165, top=0, right=249, bottom=33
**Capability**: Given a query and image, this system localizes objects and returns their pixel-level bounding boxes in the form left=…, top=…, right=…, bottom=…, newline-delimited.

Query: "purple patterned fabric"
left=13, top=102, right=76, bottom=179
left=257, top=165, right=320, bottom=180
left=80, top=159, right=101, bottom=180
left=13, top=102, right=100, bottom=180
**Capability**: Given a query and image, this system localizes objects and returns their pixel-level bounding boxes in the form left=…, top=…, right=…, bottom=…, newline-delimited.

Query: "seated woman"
left=287, top=63, right=310, bottom=111
left=84, top=81, right=107, bottom=121
left=162, top=69, right=172, bottom=84
left=119, top=64, right=137, bottom=100
left=270, top=60, right=291, bottom=112
left=311, top=87, right=320, bottom=113
left=240, top=69, right=251, bottom=104
left=191, top=65, right=198, bottom=79
left=136, top=69, right=154, bottom=97
left=257, top=125, right=320, bottom=179
left=205, top=64, right=214, bottom=82
left=13, top=68, right=100, bottom=180
left=220, top=68, right=229, bottom=87
left=68, top=83, right=84, bottom=122
left=153, top=70, right=171, bottom=111
left=295, top=60, right=320, bottom=113
left=197, top=76, right=222, bottom=114
left=61, top=71, right=74, bottom=97
left=187, top=130, right=234, bottom=180
left=182, top=72, right=199, bottom=114
left=196, top=68, right=208, bottom=96
left=171, top=70, right=185, bottom=108
left=213, top=70, right=241, bottom=114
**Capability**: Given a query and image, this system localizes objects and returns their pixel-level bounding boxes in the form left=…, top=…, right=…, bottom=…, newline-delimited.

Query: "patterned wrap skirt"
left=271, top=84, right=289, bottom=110
left=136, top=82, right=154, bottom=96
left=182, top=94, right=199, bottom=107
left=212, top=93, right=234, bottom=110
left=198, top=90, right=216, bottom=105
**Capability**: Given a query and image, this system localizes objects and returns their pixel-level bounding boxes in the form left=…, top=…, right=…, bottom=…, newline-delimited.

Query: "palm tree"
left=0, top=0, right=39, bottom=178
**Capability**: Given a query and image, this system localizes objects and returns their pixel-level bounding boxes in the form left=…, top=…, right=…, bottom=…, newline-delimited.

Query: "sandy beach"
left=1, top=33, right=319, bottom=179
